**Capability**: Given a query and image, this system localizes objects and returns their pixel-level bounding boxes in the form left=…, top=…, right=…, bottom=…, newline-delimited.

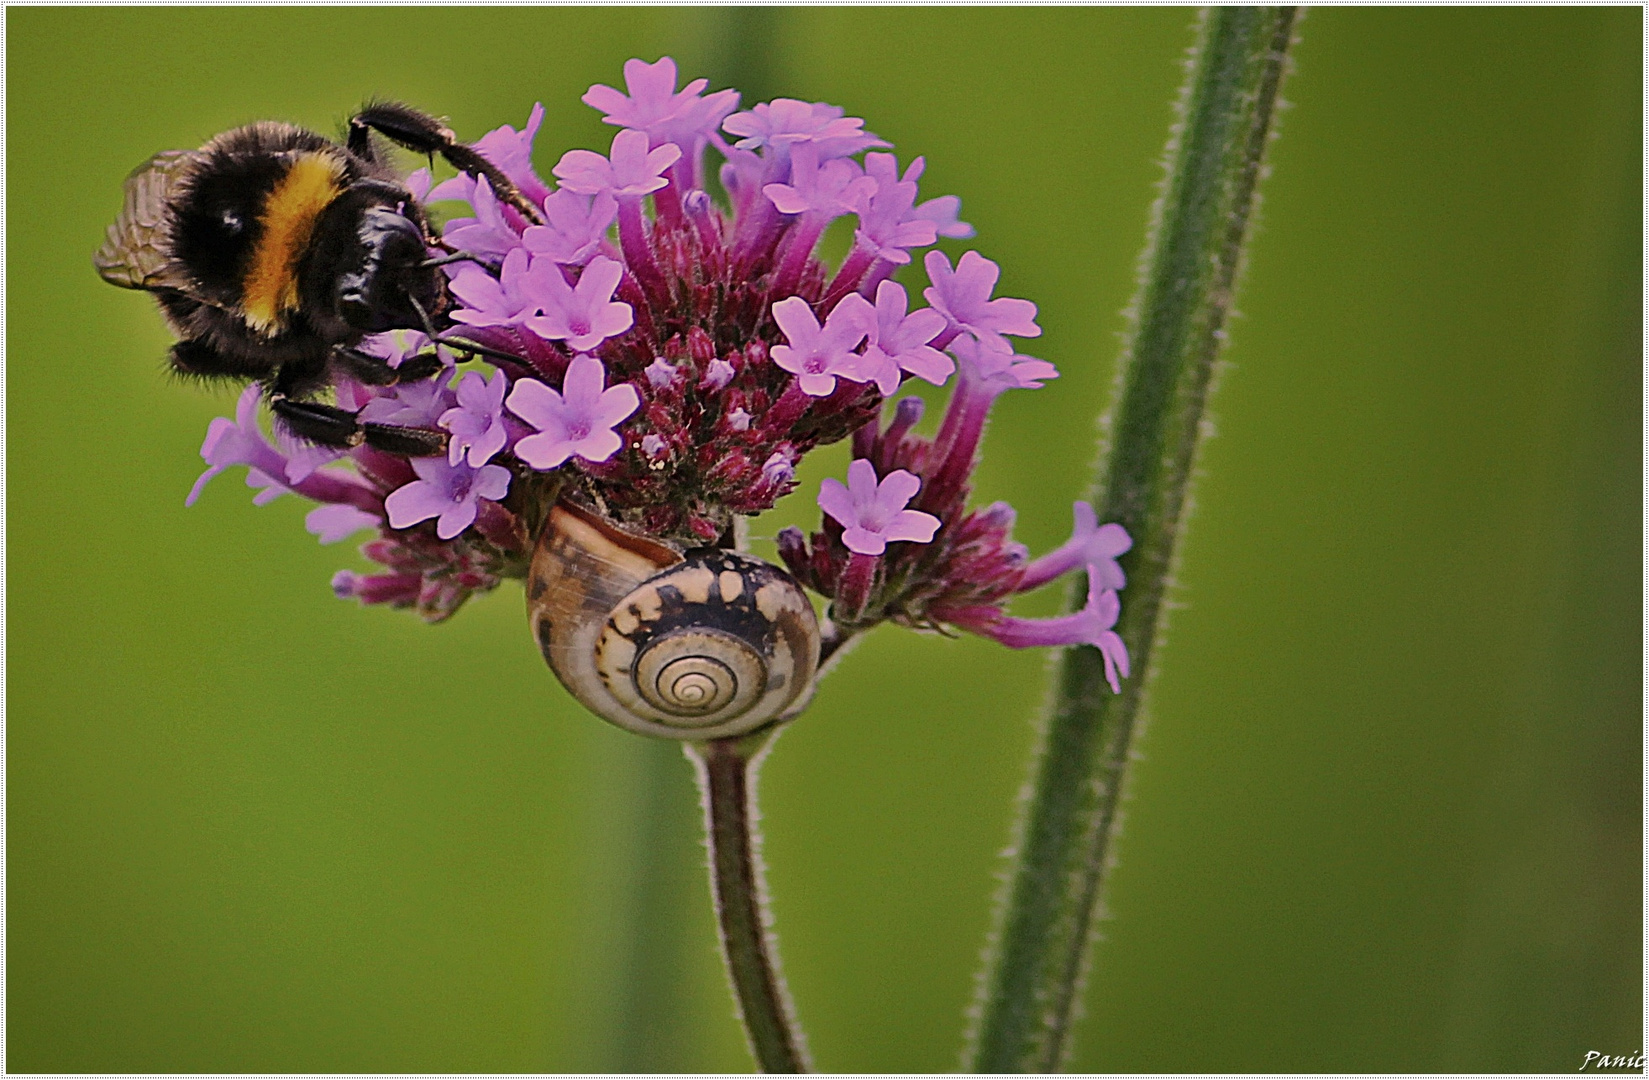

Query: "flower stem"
left=965, top=9, right=1298, bottom=1072
left=688, top=732, right=811, bottom=1073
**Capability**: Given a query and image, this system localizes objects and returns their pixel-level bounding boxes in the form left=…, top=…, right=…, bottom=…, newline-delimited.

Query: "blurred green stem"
left=688, top=732, right=811, bottom=1073
left=966, top=8, right=1297, bottom=1072
left=587, top=17, right=795, bottom=1071
left=595, top=736, right=699, bottom=1072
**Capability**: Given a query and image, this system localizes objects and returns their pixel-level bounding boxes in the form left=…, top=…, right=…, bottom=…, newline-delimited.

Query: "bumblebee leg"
left=271, top=396, right=449, bottom=458
left=361, top=420, right=449, bottom=458
left=333, top=345, right=444, bottom=386
left=348, top=102, right=544, bottom=225
left=435, top=335, right=531, bottom=366
left=270, top=396, right=361, bottom=446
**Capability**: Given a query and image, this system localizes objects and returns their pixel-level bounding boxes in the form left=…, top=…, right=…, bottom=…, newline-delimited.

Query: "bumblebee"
left=96, top=102, right=540, bottom=455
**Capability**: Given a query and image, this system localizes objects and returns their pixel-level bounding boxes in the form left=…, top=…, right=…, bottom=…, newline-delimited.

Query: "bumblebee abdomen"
left=170, top=123, right=350, bottom=336
left=240, top=153, right=347, bottom=335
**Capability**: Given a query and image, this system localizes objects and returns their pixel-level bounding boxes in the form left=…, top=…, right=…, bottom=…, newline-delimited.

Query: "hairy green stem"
left=688, top=733, right=811, bottom=1073
left=966, top=9, right=1298, bottom=1072
left=678, top=628, right=852, bottom=1072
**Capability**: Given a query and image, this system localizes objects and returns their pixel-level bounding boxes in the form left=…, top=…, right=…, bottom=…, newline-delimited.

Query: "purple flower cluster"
left=183, top=57, right=1131, bottom=685
left=777, top=382, right=1131, bottom=687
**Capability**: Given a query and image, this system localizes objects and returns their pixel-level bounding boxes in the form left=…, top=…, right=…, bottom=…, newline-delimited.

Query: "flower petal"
left=874, top=468, right=923, bottom=513
left=883, top=508, right=941, bottom=544
left=817, top=477, right=856, bottom=528
left=593, top=383, right=642, bottom=429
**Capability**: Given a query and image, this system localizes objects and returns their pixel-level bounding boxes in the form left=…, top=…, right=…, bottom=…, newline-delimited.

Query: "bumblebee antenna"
left=405, top=292, right=442, bottom=341
left=420, top=250, right=493, bottom=271
left=403, top=291, right=525, bottom=366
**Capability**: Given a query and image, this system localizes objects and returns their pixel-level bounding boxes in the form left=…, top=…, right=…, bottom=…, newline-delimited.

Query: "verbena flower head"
left=181, top=57, right=1132, bottom=688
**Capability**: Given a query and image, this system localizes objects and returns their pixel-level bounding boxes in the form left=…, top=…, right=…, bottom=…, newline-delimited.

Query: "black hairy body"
left=96, top=102, right=539, bottom=455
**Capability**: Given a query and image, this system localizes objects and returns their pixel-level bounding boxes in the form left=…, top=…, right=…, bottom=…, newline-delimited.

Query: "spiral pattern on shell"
left=528, top=502, right=821, bottom=740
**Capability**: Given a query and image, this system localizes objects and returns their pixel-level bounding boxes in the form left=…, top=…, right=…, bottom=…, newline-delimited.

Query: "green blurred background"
left=8, top=7, right=1640, bottom=1073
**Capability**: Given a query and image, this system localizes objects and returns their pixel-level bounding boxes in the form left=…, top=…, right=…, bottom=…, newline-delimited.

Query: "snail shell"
left=527, top=501, right=821, bottom=740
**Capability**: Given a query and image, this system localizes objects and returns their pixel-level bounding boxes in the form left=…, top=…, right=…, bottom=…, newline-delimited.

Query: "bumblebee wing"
left=94, top=149, right=199, bottom=291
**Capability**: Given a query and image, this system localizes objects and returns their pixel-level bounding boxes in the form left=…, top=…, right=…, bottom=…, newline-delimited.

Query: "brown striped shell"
left=527, top=501, right=821, bottom=740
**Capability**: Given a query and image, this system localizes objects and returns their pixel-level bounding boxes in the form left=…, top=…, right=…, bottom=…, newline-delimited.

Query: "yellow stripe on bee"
left=241, top=153, right=344, bottom=335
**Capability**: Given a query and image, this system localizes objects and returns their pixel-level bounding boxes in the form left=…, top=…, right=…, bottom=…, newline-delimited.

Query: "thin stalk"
left=966, top=9, right=1298, bottom=1072
left=688, top=733, right=812, bottom=1073
left=679, top=627, right=855, bottom=1073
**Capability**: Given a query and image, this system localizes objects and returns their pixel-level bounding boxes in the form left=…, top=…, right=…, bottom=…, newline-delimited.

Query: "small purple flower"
left=426, top=170, right=473, bottom=204
left=924, top=250, right=1042, bottom=351
left=439, top=370, right=510, bottom=467
left=187, top=385, right=285, bottom=505
left=332, top=568, right=422, bottom=608
left=448, top=248, right=543, bottom=328
left=641, top=433, right=667, bottom=458
left=841, top=281, right=952, bottom=394
left=850, top=153, right=938, bottom=265
left=1065, top=581, right=1134, bottom=693
left=583, top=56, right=739, bottom=150
left=912, top=193, right=974, bottom=240
left=896, top=153, right=975, bottom=241
left=950, top=333, right=1059, bottom=391
left=357, top=329, right=447, bottom=371
left=726, top=407, right=752, bottom=431
left=770, top=293, right=873, bottom=397
left=949, top=575, right=1130, bottom=692
left=645, top=357, right=679, bottom=389
left=723, top=99, right=886, bottom=161
left=818, top=459, right=941, bottom=556
left=582, top=55, right=700, bottom=131
left=762, top=144, right=877, bottom=296
left=718, top=142, right=768, bottom=205
left=359, top=375, right=457, bottom=430
left=306, top=503, right=381, bottom=544
left=385, top=456, right=512, bottom=541
left=522, top=189, right=618, bottom=266
left=507, top=354, right=641, bottom=470
left=439, top=176, right=525, bottom=261
left=553, top=128, right=682, bottom=200
left=246, top=467, right=288, bottom=507
left=522, top=255, right=634, bottom=351
left=670, top=89, right=745, bottom=156
left=700, top=358, right=735, bottom=392
left=906, top=336, right=1055, bottom=522
left=273, top=426, right=347, bottom=484
left=1018, top=502, right=1132, bottom=592
left=473, top=102, right=552, bottom=206
left=763, top=143, right=874, bottom=220
left=761, top=451, right=796, bottom=486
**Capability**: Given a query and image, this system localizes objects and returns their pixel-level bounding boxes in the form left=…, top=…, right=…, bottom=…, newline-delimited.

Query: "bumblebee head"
left=338, top=206, right=442, bottom=333
left=299, top=193, right=442, bottom=339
